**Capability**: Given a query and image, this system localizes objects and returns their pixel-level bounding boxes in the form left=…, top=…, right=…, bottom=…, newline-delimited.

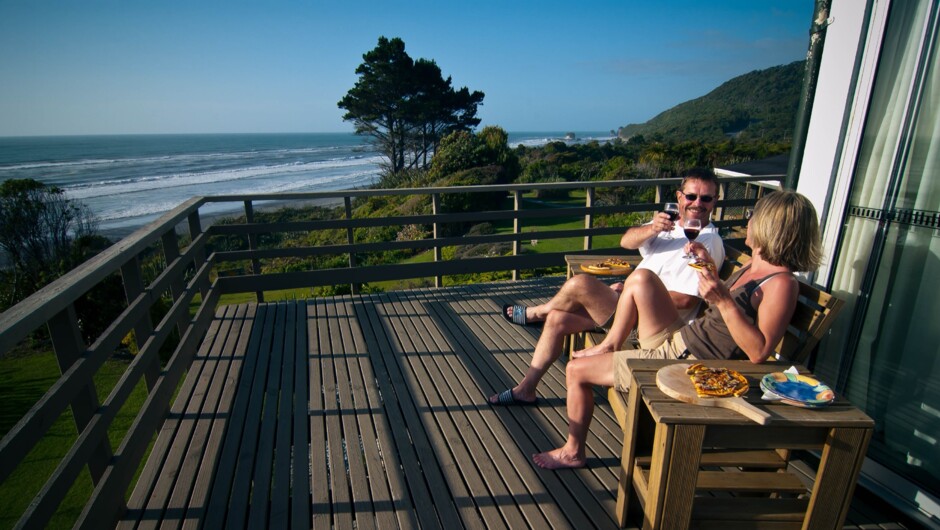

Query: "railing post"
left=120, top=256, right=159, bottom=390
left=161, top=230, right=191, bottom=336
left=432, top=193, right=442, bottom=288
left=47, top=306, right=114, bottom=485
left=187, top=210, right=210, bottom=298
left=244, top=200, right=264, bottom=302
left=715, top=182, right=727, bottom=221
left=345, top=197, right=360, bottom=294
left=513, top=190, right=522, bottom=281
left=584, top=186, right=595, bottom=250
left=655, top=184, right=664, bottom=204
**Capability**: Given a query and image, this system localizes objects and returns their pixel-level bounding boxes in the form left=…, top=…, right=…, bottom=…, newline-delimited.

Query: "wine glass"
left=682, top=219, right=702, bottom=259
left=662, top=202, right=679, bottom=239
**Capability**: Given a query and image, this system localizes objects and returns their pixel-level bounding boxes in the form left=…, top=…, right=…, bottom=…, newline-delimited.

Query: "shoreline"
left=98, top=197, right=347, bottom=241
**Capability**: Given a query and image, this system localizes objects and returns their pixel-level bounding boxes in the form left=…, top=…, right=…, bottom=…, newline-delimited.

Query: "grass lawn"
left=0, top=352, right=150, bottom=529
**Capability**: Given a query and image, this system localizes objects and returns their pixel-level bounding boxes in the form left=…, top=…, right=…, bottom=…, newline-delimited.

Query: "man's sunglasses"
left=679, top=191, right=715, bottom=203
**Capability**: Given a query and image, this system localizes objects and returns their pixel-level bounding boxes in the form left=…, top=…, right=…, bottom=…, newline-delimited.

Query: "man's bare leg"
left=506, top=274, right=621, bottom=324
left=490, top=279, right=617, bottom=405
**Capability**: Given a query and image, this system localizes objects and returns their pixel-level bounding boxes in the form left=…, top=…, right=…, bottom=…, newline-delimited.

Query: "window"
left=817, top=0, right=940, bottom=507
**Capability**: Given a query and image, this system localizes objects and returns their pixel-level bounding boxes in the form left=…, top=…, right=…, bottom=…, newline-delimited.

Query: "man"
left=490, top=168, right=724, bottom=406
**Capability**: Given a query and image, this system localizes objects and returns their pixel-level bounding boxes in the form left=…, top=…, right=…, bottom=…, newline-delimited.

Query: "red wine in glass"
left=663, top=203, right=679, bottom=239
left=682, top=219, right=702, bottom=259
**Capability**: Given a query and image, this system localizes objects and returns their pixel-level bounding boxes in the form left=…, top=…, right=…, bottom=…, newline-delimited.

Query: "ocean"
left=0, top=131, right=613, bottom=238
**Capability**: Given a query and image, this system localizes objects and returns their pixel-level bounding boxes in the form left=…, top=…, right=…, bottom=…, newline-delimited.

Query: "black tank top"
left=680, top=265, right=792, bottom=360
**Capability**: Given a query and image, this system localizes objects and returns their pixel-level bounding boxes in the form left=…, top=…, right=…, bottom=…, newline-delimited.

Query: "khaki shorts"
left=613, top=330, right=693, bottom=392
left=637, top=317, right=686, bottom=350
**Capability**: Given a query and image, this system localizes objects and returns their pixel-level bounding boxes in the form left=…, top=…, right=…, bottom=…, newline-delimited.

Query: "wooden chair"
left=602, top=244, right=846, bottom=516
left=716, top=243, right=845, bottom=366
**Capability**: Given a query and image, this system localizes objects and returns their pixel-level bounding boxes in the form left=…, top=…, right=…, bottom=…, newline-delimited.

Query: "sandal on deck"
left=502, top=304, right=543, bottom=328
left=489, top=388, right=538, bottom=407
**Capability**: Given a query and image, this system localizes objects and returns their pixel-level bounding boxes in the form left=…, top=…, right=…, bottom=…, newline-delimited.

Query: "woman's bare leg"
left=573, top=269, right=679, bottom=358
left=532, top=352, right=616, bottom=469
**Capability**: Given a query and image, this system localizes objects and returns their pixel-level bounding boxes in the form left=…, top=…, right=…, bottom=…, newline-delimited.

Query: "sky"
left=0, top=1, right=814, bottom=137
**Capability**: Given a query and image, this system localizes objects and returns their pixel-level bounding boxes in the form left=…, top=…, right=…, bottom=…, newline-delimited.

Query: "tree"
left=339, top=36, right=484, bottom=174
left=429, top=126, right=519, bottom=183
left=0, top=178, right=99, bottom=305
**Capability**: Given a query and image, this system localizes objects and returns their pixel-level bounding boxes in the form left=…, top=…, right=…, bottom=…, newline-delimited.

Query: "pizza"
left=688, top=259, right=715, bottom=272
left=581, top=257, right=632, bottom=273
left=686, top=363, right=749, bottom=397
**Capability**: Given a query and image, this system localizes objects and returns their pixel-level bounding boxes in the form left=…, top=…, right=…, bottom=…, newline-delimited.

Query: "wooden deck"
left=119, top=278, right=913, bottom=530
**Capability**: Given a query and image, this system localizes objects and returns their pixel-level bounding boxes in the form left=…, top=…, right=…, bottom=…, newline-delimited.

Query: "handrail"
left=0, top=174, right=779, bottom=528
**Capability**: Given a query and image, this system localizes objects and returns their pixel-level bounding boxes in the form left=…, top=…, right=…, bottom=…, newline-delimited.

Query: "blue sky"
left=0, top=1, right=813, bottom=136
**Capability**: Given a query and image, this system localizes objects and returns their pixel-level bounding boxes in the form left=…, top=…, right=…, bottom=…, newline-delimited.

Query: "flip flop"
left=502, top=304, right=543, bottom=328
left=489, top=388, right=538, bottom=407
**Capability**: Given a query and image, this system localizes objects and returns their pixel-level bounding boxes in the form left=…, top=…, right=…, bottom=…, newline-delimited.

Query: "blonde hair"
left=750, top=190, right=822, bottom=271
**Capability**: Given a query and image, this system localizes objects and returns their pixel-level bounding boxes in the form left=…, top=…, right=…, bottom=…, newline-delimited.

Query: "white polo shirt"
left=636, top=222, right=724, bottom=322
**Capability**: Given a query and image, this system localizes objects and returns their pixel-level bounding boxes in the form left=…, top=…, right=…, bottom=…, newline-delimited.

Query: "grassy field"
left=0, top=352, right=150, bottom=529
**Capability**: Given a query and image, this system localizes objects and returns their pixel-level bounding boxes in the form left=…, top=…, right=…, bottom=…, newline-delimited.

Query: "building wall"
left=795, top=0, right=940, bottom=524
left=798, top=0, right=886, bottom=285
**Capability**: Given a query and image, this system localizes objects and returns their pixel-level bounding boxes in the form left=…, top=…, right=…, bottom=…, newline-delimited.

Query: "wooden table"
left=616, top=359, right=873, bottom=530
left=563, top=255, right=641, bottom=354
left=564, top=254, right=642, bottom=279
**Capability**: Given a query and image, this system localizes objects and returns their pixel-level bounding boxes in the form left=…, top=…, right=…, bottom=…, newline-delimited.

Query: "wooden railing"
left=0, top=174, right=779, bottom=528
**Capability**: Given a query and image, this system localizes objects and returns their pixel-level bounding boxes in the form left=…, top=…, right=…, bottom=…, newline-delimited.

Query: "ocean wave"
left=94, top=169, right=379, bottom=223
left=510, top=134, right=616, bottom=148
left=0, top=144, right=374, bottom=172
left=1, top=158, right=122, bottom=171
left=64, top=155, right=384, bottom=199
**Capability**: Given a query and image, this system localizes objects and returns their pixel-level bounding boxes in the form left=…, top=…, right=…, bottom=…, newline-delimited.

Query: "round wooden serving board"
left=656, top=363, right=771, bottom=425
left=579, top=263, right=632, bottom=276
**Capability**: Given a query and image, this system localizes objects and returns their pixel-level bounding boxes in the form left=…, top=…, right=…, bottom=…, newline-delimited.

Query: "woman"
left=532, top=190, right=822, bottom=469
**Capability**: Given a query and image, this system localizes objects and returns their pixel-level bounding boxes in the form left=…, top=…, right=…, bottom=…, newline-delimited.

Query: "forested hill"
left=617, top=60, right=804, bottom=143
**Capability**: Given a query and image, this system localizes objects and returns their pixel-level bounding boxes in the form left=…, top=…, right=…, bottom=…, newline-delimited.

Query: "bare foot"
left=532, top=448, right=586, bottom=469
left=571, top=342, right=614, bottom=359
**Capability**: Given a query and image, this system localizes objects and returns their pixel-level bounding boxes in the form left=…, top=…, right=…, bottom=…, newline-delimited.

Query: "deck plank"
left=123, top=278, right=909, bottom=530
left=268, top=301, right=298, bottom=529
left=435, top=286, right=575, bottom=528
left=352, top=295, right=442, bottom=528
left=387, top=288, right=518, bottom=528
left=247, top=302, right=287, bottom=528
left=333, top=296, right=408, bottom=530
left=328, top=295, right=377, bottom=530
left=161, top=303, right=250, bottom=530
left=290, top=301, right=311, bottom=530
left=119, top=305, right=225, bottom=529
left=203, top=303, right=276, bottom=528
left=307, top=299, right=331, bottom=529
left=182, top=303, right=256, bottom=530
left=413, top=287, right=554, bottom=529
left=369, top=293, right=468, bottom=528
